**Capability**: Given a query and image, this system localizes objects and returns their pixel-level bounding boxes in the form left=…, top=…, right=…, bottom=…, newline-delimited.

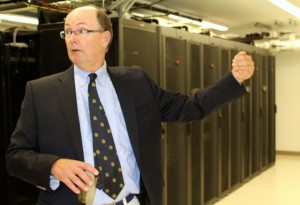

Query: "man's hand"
left=51, top=158, right=99, bottom=194
left=231, top=51, right=255, bottom=84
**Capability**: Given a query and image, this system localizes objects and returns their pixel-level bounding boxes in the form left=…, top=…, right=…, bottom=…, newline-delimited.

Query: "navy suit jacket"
left=6, top=65, right=246, bottom=205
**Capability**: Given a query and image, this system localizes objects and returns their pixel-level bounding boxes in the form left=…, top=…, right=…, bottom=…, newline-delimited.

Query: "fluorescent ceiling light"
left=0, top=14, right=38, bottom=25
left=188, top=28, right=202, bottom=33
left=268, top=0, right=300, bottom=18
left=168, top=14, right=192, bottom=23
left=131, top=12, right=145, bottom=18
left=278, top=39, right=300, bottom=47
left=192, top=20, right=228, bottom=31
left=130, top=13, right=229, bottom=32
left=158, top=21, right=173, bottom=27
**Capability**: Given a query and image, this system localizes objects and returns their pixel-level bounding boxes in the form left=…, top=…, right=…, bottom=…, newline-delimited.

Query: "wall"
left=275, top=50, right=300, bottom=152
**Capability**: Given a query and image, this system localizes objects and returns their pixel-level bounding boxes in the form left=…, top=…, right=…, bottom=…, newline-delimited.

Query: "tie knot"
left=89, top=73, right=97, bottom=82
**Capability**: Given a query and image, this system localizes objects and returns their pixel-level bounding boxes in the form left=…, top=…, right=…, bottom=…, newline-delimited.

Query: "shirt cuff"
left=50, top=175, right=60, bottom=190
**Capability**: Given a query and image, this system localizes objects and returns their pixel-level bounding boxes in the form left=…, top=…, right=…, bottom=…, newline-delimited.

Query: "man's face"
left=64, top=7, right=109, bottom=71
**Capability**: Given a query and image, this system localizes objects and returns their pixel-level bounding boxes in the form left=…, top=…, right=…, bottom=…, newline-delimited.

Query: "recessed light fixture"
left=0, top=14, right=39, bottom=25
left=268, top=0, right=300, bottom=18
left=192, top=20, right=228, bottom=31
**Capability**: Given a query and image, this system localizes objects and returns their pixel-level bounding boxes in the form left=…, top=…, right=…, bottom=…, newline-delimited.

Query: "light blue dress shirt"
left=51, top=62, right=140, bottom=205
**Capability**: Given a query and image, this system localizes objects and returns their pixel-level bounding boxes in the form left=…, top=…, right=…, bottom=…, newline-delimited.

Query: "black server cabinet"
left=261, top=55, right=269, bottom=169
left=123, top=24, right=159, bottom=83
left=0, top=45, right=39, bottom=205
left=267, top=56, right=276, bottom=165
left=164, top=36, right=189, bottom=205
left=202, top=44, right=220, bottom=204
left=107, top=18, right=160, bottom=79
left=241, top=81, right=252, bottom=181
left=39, top=23, right=71, bottom=77
left=106, top=17, right=123, bottom=66
left=105, top=18, right=276, bottom=205
left=240, top=55, right=252, bottom=182
left=251, top=52, right=262, bottom=175
left=218, top=48, right=231, bottom=196
left=229, top=49, right=242, bottom=189
left=189, top=42, right=203, bottom=205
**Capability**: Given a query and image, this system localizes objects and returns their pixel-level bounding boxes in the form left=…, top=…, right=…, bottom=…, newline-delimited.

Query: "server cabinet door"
left=251, top=52, right=262, bottom=175
left=219, top=48, right=231, bottom=195
left=202, top=44, right=219, bottom=204
left=164, top=36, right=189, bottom=205
left=261, top=55, right=269, bottom=169
left=240, top=51, right=252, bottom=181
left=241, top=80, right=252, bottom=181
left=123, top=26, right=159, bottom=83
left=267, top=55, right=276, bottom=165
left=189, top=42, right=203, bottom=205
left=39, top=23, right=70, bottom=77
left=1, top=45, right=39, bottom=205
left=229, top=49, right=242, bottom=189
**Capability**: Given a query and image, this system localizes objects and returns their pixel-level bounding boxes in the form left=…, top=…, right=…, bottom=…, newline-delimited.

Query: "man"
left=6, top=5, right=254, bottom=205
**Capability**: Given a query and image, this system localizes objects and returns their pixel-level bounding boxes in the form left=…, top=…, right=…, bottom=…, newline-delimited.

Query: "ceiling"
left=137, top=0, right=300, bottom=50
left=1, top=0, right=300, bottom=51
left=154, top=0, right=300, bottom=36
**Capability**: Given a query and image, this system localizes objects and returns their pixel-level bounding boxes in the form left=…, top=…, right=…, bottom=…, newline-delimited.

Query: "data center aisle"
left=214, top=154, right=300, bottom=205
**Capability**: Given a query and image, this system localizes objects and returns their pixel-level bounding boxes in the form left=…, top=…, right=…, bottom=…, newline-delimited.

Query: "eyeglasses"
left=60, top=29, right=104, bottom=39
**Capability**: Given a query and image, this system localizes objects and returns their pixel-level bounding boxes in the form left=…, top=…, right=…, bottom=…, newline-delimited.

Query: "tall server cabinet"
left=218, top=48, right=231, bottom=196
left=114, top=19, right=276, bottom=205
left=189, top=42, right=203, bottom=205
left=231, top=48, right=252, bottom=184
left=229, top=49, right=243, bottom=189
left=0, top=41, right=40, bottom=204
left=122, top=23, right=159, bottom=83
left=202, top=44, right=220, bottom=204
left=163, top=36, right=190, bottom=205
left=261, top=55, right=269, bottom=170
left=109, top=19, right=160, bottom=81
left=268, top=56, right=276, bottom=165
left=251, top=52, right=263, bottom=175
left=240, top=67, right=252, bottom=182
left=39, top=23, right=71, bottom=77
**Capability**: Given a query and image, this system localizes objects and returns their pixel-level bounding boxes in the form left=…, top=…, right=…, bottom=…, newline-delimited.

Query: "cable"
left=129, top=0, right=165, bottom=11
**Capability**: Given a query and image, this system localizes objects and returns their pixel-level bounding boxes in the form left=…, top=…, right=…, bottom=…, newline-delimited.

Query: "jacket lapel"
left=56, top=66, right=84, bottom=161
left=108, top=67, right=140, bottom=161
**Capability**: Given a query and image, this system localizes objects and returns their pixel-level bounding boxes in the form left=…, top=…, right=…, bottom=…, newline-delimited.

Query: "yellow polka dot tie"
left=88, top=73, right=124, bottom=199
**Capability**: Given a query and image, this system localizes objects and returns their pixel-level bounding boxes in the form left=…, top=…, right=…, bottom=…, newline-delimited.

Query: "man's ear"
left=101, top=31, right=111, bottom=47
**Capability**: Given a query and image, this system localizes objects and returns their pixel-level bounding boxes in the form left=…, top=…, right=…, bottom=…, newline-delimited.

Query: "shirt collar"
left=74, top=62, right=109, bottom=87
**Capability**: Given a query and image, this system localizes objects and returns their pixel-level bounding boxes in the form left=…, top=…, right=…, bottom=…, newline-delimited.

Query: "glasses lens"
left=60, top=31, right=65, bottom=39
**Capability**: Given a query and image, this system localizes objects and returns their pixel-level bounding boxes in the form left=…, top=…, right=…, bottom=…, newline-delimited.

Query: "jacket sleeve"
left=5, top=81, right=60, bottom=192
left=151, top=72, right=247, bottom=122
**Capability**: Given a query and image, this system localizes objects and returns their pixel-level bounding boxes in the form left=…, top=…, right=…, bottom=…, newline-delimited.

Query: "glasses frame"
left=60, top=29, right=104, bottom=39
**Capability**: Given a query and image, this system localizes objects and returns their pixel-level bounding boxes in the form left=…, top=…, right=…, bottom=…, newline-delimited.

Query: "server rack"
left=261, top=55, right=269, bottom=170
left=122, top=22, right=160, bottom=83
left=189, top=42, right=203, bottom=205
left=39, top=23, right=71, bottom=77
left=229, top=49, right=243, bottom=190
left=241, top=75, right=252, bottom=182
left=113, top=18, right=276, bottom=205
left=251, top=52, right=262, bottom=176
left=268, top=56, right=276, bottom=166
left=201, top=43, right=220, bottom=204
left=0, top=42, right=40, bottom=205
left=163, top=36, right=190, bottom=205
left=218, top=48, right=231, bottom=196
